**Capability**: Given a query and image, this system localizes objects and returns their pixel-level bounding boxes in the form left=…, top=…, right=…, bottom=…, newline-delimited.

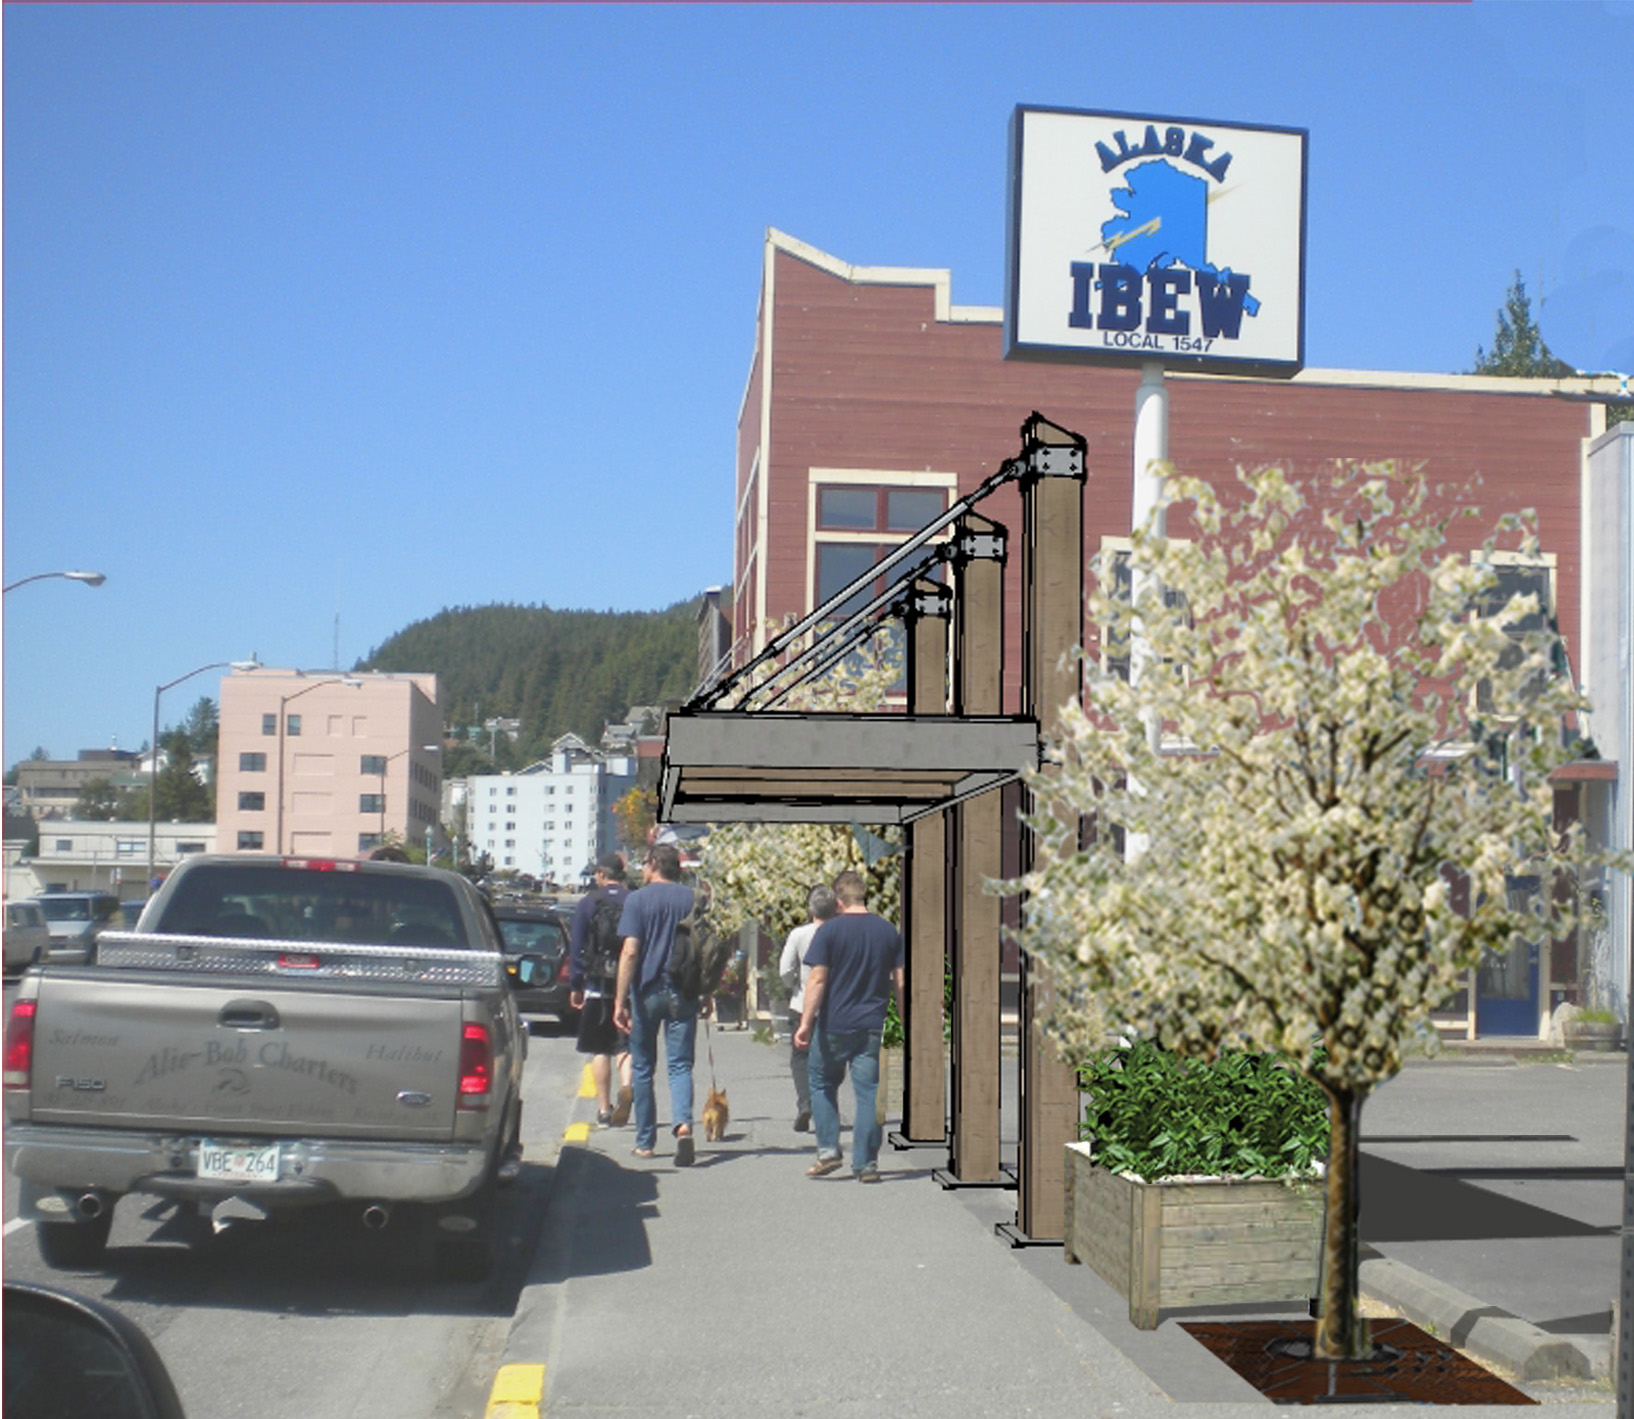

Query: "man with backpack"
left=612, top=843, right=707, bottom=1166
left=569, top=854, right=633, bottom=1128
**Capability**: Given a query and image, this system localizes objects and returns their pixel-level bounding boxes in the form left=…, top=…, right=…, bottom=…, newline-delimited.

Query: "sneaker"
left=595, top=1109, right=613, bottom=1128
left=856, top=1166, right=881, bottom=1183
left=674, top=1126, right=696, bottom=1168
left=793, top=1110, right=811, bottom=1133
left=610, top=1086, right=633, bottom=1127
left=806, top=1156, right=844, bottom=1178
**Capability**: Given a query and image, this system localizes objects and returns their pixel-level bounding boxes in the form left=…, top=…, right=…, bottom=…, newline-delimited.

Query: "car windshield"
left=38, top=899, right=93, bottom=922
left=497, top=918, right=566, bottom=955
left=155, top=864, right=468, bottom=948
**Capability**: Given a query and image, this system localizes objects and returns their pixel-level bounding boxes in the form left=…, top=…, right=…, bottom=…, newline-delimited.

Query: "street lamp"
left=3, top=569, right=107, bottom=594
left=275, top=676, right=363, bottom=854
left=374, top=744, right=441, bottom=844
left=147, top=658, right=261, bottom=890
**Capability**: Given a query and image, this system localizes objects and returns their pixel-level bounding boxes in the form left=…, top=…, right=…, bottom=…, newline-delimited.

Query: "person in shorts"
left=569, top=854, right=633, bottom=1126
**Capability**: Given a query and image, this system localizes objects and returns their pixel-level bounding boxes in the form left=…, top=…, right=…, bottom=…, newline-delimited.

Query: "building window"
left=817, top=484, right=946, bottom=533
left=178, top=842, right=207, bottom=855
left=286, top=714, right=302, bottom=736
left=262, top=714, right=277, bottom=736
left=358, top=833, right=382, bottom=852
left=360, top=794, right=386, bottom=814
left=1100, top=542, right=1192, bottom=683
left=360, top=755, right=388, bottom=775
left=238, top=792, right=266, bottom=812
left=1471, top=553, right=1557, bottom=715
left=240, top=752, right=267, bottom=772
left=237, top=831, right=265, bottom=850
left=507, top=786, right=517, bottom=796
left=116, top=839, right=143, bottom=857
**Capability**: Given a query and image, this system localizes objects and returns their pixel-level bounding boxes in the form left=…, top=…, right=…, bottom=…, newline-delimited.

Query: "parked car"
left=34, top=891, right=120, bottom=965
left=4, top=901, right=51, bottom=974
left=492, top=904, right=576, bottom=1031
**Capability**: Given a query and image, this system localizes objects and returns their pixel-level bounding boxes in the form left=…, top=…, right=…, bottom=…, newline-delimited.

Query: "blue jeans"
left=808, top=1028, right=882, bottom=1173
left=627, top=981, right=698, bottom=1151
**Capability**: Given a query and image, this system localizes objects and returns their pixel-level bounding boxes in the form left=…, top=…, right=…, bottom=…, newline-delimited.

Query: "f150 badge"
left=55, top=1076, right=106, bottom=1092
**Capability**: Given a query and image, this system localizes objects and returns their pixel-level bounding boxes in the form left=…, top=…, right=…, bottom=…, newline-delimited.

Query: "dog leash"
left=703, top=1010, right=719, bottom=1090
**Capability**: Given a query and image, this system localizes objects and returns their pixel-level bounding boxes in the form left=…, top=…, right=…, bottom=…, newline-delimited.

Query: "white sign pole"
left=1127, top=361, right=1168, bottom=858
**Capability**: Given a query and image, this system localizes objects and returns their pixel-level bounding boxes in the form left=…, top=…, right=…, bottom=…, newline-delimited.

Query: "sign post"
left=1001, top=105, right=1308, bottom=1242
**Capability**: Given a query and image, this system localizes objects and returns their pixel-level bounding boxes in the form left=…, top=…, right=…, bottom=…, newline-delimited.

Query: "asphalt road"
left=2, top=978, right=586, bottom=1419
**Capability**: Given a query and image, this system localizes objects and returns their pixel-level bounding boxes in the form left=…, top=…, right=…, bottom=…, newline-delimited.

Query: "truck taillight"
left=557, top=955, right=572, bottom=984
left=458, top=1022, right=492, bottom=1110
left=4, top=999, right=37, bottom=1089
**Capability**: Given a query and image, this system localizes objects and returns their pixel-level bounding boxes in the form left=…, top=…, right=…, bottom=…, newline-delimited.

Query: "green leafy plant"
left=1079, top=1041, right=1329, bottom=1182
left=1576, top=1009, right=1617, bottom=1024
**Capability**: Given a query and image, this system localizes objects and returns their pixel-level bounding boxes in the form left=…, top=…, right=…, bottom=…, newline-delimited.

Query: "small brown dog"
left=701, top=1086, right=729, bottom=1141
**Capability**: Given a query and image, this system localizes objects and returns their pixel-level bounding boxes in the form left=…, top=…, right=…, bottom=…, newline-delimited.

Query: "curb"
left=1359, top=1255, right=1598, bottom=1382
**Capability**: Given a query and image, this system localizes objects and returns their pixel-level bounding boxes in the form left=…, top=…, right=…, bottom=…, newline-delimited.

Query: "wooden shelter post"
left=943, top=513, right=1008, bottom=1185
left=1009, top=416, right=1087, bottom=1243
left=900, top=580, right=951, bottom=1144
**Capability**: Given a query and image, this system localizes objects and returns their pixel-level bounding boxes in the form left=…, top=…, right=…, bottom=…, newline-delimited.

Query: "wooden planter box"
left=1064, top=1141, right=1324, bottom=1330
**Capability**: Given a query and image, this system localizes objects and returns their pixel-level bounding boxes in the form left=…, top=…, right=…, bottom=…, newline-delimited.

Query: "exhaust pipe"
left=76, top=1192, right=105, bottom=1220
left=361, top=1204, right=391, bottom=1231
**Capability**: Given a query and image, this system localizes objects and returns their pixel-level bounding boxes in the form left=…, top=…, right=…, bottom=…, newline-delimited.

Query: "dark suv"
left=492, top=904, right=576, bottom=1031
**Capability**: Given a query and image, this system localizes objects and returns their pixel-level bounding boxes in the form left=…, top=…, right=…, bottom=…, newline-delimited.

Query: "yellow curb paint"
left=577, top=1063, right=596, bottom=1099
left=485, top=1363, right=545, bottom=1419
left=563, top=1121, right=591, bottom=1143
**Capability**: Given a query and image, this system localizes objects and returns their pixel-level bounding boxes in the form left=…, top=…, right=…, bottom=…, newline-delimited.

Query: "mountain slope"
left=359, top=599, right=703, bottom=753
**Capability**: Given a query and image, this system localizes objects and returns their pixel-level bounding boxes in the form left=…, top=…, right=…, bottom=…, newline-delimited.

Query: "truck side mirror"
left=4, top=1280, right=188, bottom=1419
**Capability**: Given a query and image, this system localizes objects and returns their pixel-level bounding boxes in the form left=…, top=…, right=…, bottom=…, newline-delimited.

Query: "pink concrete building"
left=214, top=669, right=444, bottom=860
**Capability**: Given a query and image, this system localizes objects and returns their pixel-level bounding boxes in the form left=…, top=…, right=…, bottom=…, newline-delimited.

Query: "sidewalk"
left=495, top=1026, right=1622, bottom=1416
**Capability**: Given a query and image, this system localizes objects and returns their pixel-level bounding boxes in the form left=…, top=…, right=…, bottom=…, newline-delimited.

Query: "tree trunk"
left=1315, top=1085, right=1370, bottom=1359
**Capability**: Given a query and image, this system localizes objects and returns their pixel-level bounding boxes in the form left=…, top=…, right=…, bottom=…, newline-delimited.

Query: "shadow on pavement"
left=1360, top=1154, right=1618, bottom=1243
left=87, top=1159, right=559, bottom=1320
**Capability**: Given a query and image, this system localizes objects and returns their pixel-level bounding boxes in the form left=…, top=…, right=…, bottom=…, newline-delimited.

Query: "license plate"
left=197, top=1139, right=281, bottom=1183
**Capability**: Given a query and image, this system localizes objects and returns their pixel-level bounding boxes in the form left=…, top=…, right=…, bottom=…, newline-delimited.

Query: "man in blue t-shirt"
left=613, top=843, right=704, bottom=1166
left=793, top=869, right=904, bottom=1182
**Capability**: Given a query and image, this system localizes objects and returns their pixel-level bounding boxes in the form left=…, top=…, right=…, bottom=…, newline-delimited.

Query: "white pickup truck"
left=3, top=854, right=533, bottom=1280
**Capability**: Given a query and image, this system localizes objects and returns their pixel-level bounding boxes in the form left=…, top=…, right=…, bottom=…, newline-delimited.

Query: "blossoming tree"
left=1009, top=462, right=1618, bottom=1359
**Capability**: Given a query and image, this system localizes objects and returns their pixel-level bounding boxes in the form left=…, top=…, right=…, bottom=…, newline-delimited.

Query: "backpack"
left=582, top=890, right=625, bottom=984
left=667, top=893, right=735, bottom=1000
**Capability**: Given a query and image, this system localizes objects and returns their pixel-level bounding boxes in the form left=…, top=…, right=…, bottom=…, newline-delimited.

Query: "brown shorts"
left=576, top=995, right=627, bottom=1057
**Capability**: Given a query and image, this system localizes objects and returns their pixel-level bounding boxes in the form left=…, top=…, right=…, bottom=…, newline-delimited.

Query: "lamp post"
left=148, top=658, right=260, bottom=891
left=375, top=744, right=441, bottom=845
left=275, top=676, right=363, bottom=854
left=4, top=569, right=107, bottom=594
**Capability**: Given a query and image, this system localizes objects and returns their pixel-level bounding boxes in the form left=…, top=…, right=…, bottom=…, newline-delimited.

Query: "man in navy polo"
left=793, top=869, right=904, bottom=1183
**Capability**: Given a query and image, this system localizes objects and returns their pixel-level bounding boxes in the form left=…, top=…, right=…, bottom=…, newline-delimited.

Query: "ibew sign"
left=1005, top=106, right=1307, bottom=377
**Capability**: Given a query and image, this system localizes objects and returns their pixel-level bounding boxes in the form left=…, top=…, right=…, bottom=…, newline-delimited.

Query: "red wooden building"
left=730, top=228, right=1630, bottom=1040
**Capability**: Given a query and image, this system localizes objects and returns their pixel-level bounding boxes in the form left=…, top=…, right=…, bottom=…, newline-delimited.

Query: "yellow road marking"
left=485, top=1362, right=545, bottom=1418
left=577, top=1062, right=596, bottom=1099
left=563, top=1121, right=591, bottom=1143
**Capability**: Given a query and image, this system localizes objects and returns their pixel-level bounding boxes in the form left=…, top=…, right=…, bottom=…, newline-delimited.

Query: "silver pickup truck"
left=3, top=854, right=531, bottom=1280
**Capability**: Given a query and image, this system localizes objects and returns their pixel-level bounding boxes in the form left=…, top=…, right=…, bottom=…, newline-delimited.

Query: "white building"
left=465, top=734, right=636, bottom=884
left=8, top=820, right=215, bottom=902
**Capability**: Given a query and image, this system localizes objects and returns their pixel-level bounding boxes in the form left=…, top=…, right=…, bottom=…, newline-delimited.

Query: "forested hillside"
left=359, top=600, right=703, bottom=763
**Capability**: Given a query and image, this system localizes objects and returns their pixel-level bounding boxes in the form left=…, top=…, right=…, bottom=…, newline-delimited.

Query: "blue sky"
left=4, top=2, right=1631, bottom=768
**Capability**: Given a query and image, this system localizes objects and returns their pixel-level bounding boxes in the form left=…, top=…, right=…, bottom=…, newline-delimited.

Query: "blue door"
left=1476, top=938, right=1540, bottom=1036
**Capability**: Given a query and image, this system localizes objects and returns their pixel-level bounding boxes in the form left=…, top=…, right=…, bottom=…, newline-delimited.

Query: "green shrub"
left=1078, top=1040, right=1329, bottom=1182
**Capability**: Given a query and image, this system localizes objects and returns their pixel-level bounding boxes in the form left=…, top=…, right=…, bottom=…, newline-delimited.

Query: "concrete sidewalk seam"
left=1359, top=1255, right=1596, bottom=1382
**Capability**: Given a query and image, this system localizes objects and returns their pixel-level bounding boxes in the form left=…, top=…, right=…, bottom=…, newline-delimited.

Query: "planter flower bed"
left=1063, top=1043, right=1329, bottom=1330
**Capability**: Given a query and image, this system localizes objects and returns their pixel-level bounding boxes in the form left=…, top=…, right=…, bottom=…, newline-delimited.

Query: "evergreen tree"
left=152, top=729, right=212, bottom=822
left=1471, top=271, right=1576, bottom=377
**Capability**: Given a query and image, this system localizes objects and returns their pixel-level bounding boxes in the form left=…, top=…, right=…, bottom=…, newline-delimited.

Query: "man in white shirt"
left=778, top=883, right=837, bottom=1132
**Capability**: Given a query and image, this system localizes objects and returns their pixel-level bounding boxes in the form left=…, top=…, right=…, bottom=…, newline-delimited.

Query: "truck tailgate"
left=29, top=972, right=471, bottom=1140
